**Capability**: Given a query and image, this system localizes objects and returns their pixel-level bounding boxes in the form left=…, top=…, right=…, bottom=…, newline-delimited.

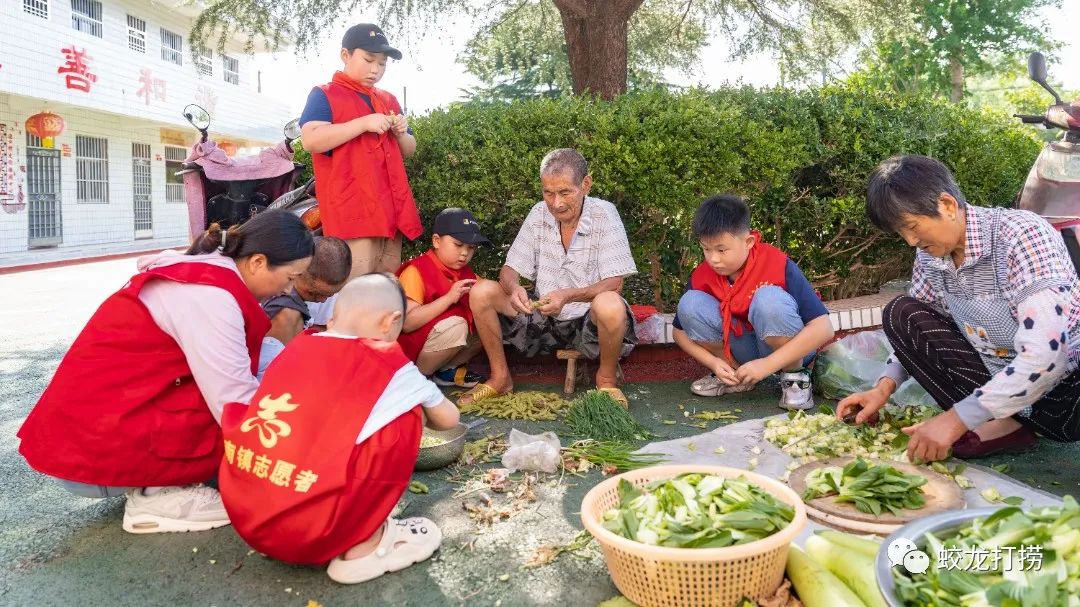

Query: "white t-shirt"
left=313, top=332, right=446, bottom=443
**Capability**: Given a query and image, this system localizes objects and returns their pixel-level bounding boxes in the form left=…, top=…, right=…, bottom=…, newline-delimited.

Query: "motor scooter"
left=178, top=104, right=321, bottom=240
left=1014, top=52, right=1080, bottom=272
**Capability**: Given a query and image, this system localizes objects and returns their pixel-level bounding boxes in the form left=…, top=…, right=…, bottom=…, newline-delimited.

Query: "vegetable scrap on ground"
left=408, top=389, right=1073, bottom=607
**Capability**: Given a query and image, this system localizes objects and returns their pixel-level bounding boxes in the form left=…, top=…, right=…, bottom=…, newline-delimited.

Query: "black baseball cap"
left=341, top=24, right=402, bottom=60
left=433, top=208, right=490, bottom=245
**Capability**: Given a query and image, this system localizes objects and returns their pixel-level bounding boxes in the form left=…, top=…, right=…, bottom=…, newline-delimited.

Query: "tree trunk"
left=552, top=0, right=643, bottom=99
left=949, top=55, right=964, bottom=103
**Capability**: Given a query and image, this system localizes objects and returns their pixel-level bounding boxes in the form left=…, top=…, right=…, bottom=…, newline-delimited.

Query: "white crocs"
left=326, top=517, right=443, bottom=584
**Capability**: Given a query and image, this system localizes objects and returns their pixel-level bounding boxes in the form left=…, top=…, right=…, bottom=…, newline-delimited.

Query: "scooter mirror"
left=284, top=119, right=301, bottom=141
left=182, top=104, right=211, bottom=131
left=1028, top=52, right=1063, bottom=105
left=1028, top=52, right=1048, bottom=84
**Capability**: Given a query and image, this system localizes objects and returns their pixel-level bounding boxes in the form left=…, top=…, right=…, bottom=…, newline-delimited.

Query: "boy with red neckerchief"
left=396, top=208, right=490, bottom=388
left=672, top=195, right=835, bottom=410
left=299, top=23, right=422, bottom=279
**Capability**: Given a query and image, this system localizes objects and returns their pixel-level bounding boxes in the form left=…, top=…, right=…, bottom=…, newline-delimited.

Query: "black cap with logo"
left=341, top=23, right=402, bottom=60
left=432, top=208, right=491, bottom=245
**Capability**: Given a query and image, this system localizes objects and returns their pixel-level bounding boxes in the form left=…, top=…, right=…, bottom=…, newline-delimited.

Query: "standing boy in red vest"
left=397, top=208, right=489, bottom=387
left=300, top=23, right=422, bottom=279
left=672, top=195, right=835, bottom=410
left=218, top=274, right=459, bottom=583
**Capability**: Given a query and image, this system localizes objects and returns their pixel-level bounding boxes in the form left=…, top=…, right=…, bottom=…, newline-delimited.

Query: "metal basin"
left=875, top=507, right=1000, bottom=607
left=414, top=423, right=468, bottom=471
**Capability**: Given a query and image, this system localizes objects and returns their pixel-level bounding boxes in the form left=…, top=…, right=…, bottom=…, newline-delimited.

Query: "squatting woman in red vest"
left=298, top=23, right=423, bottom=280
left=17, top=210, right=313, bottom=535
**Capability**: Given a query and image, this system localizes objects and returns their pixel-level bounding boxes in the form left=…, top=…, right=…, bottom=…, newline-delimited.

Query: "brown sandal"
left=457, top=383, right=511, bottom=407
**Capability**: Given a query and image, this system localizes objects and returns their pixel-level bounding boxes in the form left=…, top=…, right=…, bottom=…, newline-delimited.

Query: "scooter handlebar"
left=1015, top=114, right=1046, bottom=124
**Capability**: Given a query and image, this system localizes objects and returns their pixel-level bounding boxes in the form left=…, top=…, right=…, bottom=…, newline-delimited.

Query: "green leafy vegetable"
left=600, top=473, right=794, bottom=548
left=563, top=390, right=652, bottom=441
left=893, top=497, right=1080, bottom=607
left=801, top=458, right=926, bottom=516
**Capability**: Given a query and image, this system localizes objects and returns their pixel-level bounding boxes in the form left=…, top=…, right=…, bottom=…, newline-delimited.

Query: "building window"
left=127, top=15, right=146, bottom=53
left=26, top=133, right=43, bottom=147
left=76, top=135, right=109, bottom=203
left=160, top=28, right=183, bottom=66
left=23, top=0, right=49, bottom=19
left=70, top=0, right=102, bottom=38
left=196, top=47, right=213, bottom=77
left=222, top=55, right=240, bottom=85
left=164, top=145, right=187, bottom=203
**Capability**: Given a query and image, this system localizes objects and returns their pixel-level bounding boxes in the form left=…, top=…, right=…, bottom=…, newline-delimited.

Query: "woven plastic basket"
left=581, top=465, right=807, bottom=607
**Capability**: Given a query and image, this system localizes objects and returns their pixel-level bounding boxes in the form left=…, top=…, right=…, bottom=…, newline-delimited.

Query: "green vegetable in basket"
left=893, top=496, right=1080, bottom=607
left=600, top=473, right=794, bottom=548
left=802, top=458, right=926, bottom=517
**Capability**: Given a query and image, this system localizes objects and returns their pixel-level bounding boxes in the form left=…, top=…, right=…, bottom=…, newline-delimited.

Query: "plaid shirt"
left=505, top=197, right=637, bottom=320
left=884, top=204, right=1080, bottom=428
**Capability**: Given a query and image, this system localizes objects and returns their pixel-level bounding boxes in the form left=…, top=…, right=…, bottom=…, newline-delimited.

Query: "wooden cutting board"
left=788, top=457, right=965, bottom=534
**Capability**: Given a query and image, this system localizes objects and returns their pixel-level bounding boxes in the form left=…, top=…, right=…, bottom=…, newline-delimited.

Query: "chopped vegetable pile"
left=763, top=405, right=938, bottom=463
left=894, top=497, right=1080, bottom=607
left=802, top=457, right=927, bottom=516
left=419, top=435, right=449, bottom=448
left=601, top=473, right=794, bottom=548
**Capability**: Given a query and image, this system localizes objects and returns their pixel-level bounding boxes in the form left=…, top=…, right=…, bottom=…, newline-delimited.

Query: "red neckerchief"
left=689, top=231, right=788, bottom=363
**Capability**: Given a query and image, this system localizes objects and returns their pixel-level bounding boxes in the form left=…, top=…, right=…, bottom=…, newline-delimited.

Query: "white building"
left=0, top=0, right=294, bottom=262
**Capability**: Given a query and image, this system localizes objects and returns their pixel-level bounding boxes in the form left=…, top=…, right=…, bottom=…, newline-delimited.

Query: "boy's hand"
left=444, top=279, right=476, bottom=304
left=356, top=114, right=393, bottom=135
left=711, top=358, right=739, bottom=386
left=734, top=358, right=773, bottom=386
left=391, top=114, right=409, bottom=136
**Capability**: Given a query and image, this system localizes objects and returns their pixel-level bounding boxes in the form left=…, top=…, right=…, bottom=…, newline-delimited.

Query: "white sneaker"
left=690, top=373, right=755, bottom=397
left=779, top=369, right=814, bottom=411
left=122, top=484, right=231, bottom=534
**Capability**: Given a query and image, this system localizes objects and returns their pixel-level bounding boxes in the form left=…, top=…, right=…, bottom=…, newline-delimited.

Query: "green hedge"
left=296, top=83, right=1041, bottom=309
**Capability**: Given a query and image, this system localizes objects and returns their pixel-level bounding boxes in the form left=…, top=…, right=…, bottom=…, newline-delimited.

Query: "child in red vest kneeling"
left=219, top=273, right=459, bottom=584
left=396, top=208, right=490, bottom=388
left=672, top=195, right=835, bottom=410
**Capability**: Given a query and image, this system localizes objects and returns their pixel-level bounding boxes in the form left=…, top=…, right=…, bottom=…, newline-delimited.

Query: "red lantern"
left=25, top=111, right=66, bottom=149
left=218, top=141, right=237, bottom=156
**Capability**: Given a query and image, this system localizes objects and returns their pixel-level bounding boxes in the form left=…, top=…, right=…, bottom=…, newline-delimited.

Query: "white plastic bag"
left=501, top=429, right=562, bottom=473
left=813, top=329, right=936, bottom=408
left=634, top=314, right=666, bottom=344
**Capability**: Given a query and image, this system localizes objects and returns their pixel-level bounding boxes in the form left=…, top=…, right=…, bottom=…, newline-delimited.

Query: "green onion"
left=563, top=390, right=652, bottom=441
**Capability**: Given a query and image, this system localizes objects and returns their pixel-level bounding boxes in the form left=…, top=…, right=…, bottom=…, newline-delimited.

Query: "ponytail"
left=186, top=210, right=314, bottom=266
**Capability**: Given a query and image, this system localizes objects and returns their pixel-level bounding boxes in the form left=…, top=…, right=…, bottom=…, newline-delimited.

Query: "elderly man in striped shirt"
left=459, top=148, right=638, bottom=408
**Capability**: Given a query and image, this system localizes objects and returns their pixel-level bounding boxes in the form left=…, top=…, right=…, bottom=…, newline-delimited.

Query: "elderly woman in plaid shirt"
left=838, top=155, right=1080, bottom=462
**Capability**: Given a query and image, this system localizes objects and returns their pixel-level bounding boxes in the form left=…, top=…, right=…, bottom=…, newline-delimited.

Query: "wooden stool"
left=556, top=349, right=583, bottom=395
left=555, top=349, right=623, bottom=395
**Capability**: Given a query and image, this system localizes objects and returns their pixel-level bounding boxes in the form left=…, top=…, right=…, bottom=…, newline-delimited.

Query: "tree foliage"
left=192, top=0, right=897, bottom=98
left=854, top=0, right=1060, bottom=102
left=459, top=0, right=707, bottom=100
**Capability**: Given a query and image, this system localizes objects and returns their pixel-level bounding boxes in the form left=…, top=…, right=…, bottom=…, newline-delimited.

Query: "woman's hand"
left=903, top=409, right=967, bottom=463
left=837, top=378, right=895, bottom=425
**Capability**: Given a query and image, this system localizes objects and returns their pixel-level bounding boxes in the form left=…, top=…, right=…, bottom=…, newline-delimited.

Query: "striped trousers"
left=883, top=296, right=1080, bottom=441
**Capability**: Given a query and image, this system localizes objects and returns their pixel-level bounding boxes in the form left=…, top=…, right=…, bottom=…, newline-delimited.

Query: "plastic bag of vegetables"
left=813, top=330, right=935, bottom=408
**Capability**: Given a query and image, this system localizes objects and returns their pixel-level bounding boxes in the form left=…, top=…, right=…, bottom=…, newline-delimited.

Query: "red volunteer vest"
left=690, top=232, right=788, bottom=363
left=219, top=334, right=421, bottom=565
left=395, top=250, right=477, bottom=360
left=312, top=72, right=423, bottom=241
left=17, top=262, right=269, bottom=487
